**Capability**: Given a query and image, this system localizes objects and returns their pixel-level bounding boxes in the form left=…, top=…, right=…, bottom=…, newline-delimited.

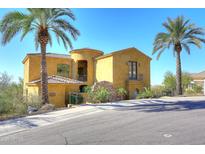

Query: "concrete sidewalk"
left=0, top=105, right=102, bottom=137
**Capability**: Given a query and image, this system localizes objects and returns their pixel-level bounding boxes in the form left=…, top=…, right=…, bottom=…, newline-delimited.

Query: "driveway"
left=1, top=96, right=205, bottom=144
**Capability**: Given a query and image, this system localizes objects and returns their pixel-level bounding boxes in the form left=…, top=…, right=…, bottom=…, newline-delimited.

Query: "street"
left=1, top=96, right=205, bottom=144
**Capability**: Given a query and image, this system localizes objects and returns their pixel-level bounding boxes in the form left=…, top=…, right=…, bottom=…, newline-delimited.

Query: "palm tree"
left=0, top=8, right=80, bottom=104
left=153, top=16, right=205, bottom=95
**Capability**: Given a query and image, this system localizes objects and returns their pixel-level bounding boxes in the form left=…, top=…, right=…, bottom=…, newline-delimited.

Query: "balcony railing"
left=78, top=75, right=87, bottom=82
left=129, top=74, right=143, bottom=81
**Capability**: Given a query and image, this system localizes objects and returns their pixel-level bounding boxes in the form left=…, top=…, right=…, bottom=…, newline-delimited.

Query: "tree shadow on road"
left=86, top=99, right=205, bottom=112
left=0, top=116, right=56, bottom=128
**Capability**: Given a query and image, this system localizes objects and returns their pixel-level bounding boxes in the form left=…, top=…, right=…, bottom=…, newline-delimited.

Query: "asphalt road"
left=1, top=96, right=205, bottom=145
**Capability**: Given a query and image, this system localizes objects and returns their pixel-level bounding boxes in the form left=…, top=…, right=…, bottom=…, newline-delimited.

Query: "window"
left=78, top=60, right=87, bottom=81
left=57, top=64, right=69, bottom=77
left=128, top=61, right=138, bottom=80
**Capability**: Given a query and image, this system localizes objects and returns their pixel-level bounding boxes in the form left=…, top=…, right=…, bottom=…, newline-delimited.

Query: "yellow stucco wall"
left=47, top=84, right=66, bottom=107
left=70, top=49, right=103, bottom=85
left=24, top=55, right=72, bottom=82
left=27, top=85, right=39, bottom=96
left=95, top=56, right=113, bottom=83
left=23, top=58, right=30, bottom=96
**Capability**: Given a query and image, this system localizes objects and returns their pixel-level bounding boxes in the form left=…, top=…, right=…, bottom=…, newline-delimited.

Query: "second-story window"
left=57, top=64, right=69, bottom=77
left=128, top=61, right=137, bottom=80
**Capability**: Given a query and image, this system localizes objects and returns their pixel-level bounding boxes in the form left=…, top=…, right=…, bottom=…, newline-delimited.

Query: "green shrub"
left=116, top=87, right=127, bottom=100
left=184, top=88, right=196, bottom=95
left=152, top=86, right=171, bottom=98
left=0, top=73, right=30, bottom=115
left=86, top=86, right=110, bottom=103
left=13, top=102, right=27, bottom=115
left=26, top=95, right=42, bottom=109
left=193, top=84, right=203, bottom=94
left=84, top=86, right=92, bottom=93
left=0, top=91, right=13, bottom=114
left=162, top=71, right=193, bottom=95
left=184, top=84, right=203, bottom=96
left=95, top=87, right=110, bottom=103
left=137, top=87, right=154, bottom=99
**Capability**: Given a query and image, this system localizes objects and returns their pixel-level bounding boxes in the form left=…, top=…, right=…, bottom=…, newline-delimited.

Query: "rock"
left=27, top=106, right=38, bottom=114
left=40, top=104, right=55, bottom=111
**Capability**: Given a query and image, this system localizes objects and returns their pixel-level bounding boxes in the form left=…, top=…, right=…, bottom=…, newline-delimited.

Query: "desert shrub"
left=184, top=84, right=203, bottom=96
left=0, top=91, right=13, bottom=114
left=137, top=87, right=154, bottom=99
left=182, top=72, right=193, bottom=91
left=84, top=86, right=92, bottom=94
left=184, top=88, right=196, bottom=95
left=86, top=81, right=118, bottom=103
left=92, top=81, right=117, bottom=102
left=86, top=82, right=118, bottom=103
left=151, top=86, right=165, bottom=98
left=163, top=71, right=176, bottom=94
left=26, top=95, right=42, bottom=109
left=0, top=72, right=31, bottom=115
left=0, top=77, right=28, bottom=115
left=162, top=71, right=193, bottom=95
left=116, top=87, right=127, bottom=100
left=0, top=72, right=12, bottom=89
left=193, top=84, right=203, bottom=94
left=84, top=86, right=95, bottom=102
left=94, top=87, right=110, bottom=103
left=0, top=73, right=16, bottom=114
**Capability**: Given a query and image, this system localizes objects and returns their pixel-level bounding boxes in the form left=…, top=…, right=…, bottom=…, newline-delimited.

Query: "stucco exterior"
left=23, top=47, right=151, bottom=107
left=95, top=56, right=113, bottom=82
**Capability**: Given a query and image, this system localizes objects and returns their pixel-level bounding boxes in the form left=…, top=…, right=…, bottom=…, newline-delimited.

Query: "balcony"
left=78, top=75, right=87, bottom=82
left=129, top=74, right=143, bottom=81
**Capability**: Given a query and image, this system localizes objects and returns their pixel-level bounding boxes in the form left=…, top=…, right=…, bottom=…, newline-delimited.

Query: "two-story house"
left=23, top=47, right=151, bottom=107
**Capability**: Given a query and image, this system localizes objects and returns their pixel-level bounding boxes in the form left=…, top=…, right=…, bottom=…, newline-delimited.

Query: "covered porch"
left=27, top=75, right=87, bottom=107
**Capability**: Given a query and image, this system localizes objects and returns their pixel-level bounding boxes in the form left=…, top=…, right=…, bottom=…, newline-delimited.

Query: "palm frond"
left=0, top=8, right=79, bottom=50
left=181, top=43, right=191, bottom=54
left=52, top=19, right=80, bottom=40
left=34, top=31, right=40, bottom=50
left=153, top=15, right=205, bottom=59
left=52, top=27, right=73, bottom=49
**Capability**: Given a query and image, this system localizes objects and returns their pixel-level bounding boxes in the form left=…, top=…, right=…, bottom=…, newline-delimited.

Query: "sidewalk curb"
left=0, top=106, right=103, bottom=137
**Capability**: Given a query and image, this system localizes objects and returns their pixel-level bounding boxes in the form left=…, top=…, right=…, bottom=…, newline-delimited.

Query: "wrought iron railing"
left=129, top=74, right=143, bottom=81
left=78, top=75, right=87, bottom=81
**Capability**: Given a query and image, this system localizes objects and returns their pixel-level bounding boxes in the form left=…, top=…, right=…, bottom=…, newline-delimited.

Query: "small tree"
left=182, top=72, right=192, bottom=90
left=163, top=71, right=176, bottom=95
left=163, top=71, right=193, bottom=95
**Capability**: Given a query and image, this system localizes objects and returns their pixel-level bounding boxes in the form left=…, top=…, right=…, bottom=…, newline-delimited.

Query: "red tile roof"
left=29, top=75, right=84, bottom=84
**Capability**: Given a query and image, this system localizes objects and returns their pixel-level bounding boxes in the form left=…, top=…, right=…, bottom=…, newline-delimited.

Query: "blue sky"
left=0, top=8, right=205, bottom=85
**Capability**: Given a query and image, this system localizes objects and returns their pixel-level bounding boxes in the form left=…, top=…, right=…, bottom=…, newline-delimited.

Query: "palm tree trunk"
left=176, top=51, right=182, bottom=95
left=40, top=42, right=49, bottom=104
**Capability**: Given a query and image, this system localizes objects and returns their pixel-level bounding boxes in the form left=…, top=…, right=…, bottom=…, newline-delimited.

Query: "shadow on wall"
left=85, top=99, right=205, bottom=112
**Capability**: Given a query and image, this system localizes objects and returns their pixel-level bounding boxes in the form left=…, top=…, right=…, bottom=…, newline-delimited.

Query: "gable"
left=112, top=47, right=151, bottom=60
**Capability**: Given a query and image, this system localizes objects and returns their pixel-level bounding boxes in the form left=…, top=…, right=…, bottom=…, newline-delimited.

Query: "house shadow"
left=0, top=116, right=56, bottom=128
left=85, top=99, right=205, bottom=112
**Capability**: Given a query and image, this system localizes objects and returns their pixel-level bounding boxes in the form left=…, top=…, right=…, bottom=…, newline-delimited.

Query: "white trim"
left=193, top=80, right=204, bottom=82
